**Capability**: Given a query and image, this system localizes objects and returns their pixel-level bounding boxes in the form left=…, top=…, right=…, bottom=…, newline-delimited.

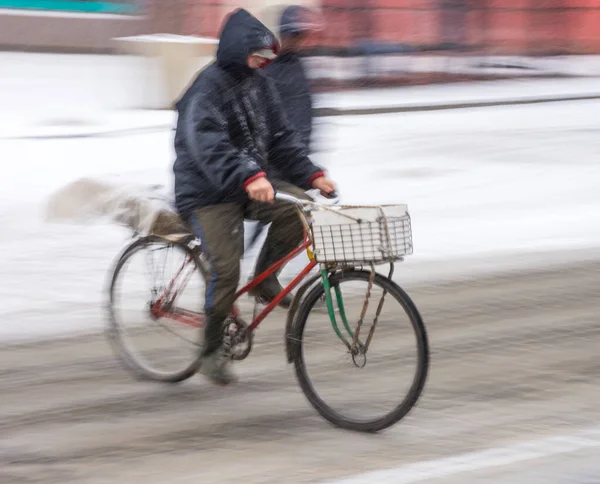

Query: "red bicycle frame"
left=240, top=237, right=316, bottom=331
left=152, top=229, right=316, bottom=331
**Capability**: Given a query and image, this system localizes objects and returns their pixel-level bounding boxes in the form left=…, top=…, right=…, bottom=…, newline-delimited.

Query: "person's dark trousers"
left=189, top=183, right=308, bottom=357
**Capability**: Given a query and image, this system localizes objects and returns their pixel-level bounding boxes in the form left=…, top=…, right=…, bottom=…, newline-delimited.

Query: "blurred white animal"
left=45, top=177, right=190, bottom=237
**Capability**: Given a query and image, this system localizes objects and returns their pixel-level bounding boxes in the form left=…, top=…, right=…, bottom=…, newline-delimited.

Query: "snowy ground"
left=2, top=62, right=600, bottom=482
left=1, top=96, right=599, bottom=342
left=1, top=50, right=600, bottom=127
left=5, top=75, right=600, bottom=139
left=3, top=260, right=599, bottom=483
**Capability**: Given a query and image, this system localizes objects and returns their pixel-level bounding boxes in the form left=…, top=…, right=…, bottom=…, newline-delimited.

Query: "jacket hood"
left=216, top=9, right=279, bottom=77
left=174, top=9, right=278, bottom=112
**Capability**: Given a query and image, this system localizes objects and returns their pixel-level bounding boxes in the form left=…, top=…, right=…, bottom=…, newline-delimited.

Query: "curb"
left=4, top=93, right=600, bottom=140
left=313, top=93, right=600, bottom=117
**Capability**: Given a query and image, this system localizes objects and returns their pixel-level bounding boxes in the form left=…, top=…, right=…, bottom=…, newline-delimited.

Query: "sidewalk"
left=305, top=54, right=600, bottom=83
left=1, top=49, right=599, bottom=139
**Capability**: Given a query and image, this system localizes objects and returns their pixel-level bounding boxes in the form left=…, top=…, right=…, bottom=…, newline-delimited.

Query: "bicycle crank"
left=223, top=317, right=253, bottom=361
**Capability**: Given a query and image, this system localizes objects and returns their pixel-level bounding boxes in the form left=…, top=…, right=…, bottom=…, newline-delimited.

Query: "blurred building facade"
left=314, top=0, right=600, bottom=55
left=0, top=0, right=599, bottom=54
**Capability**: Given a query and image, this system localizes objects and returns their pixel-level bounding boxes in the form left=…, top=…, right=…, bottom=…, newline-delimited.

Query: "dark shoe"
left=250, top=276, right=293, bottom=309
left=200, top=349, right=237, bottom=386
left=251, top=242, right=294, bottom=308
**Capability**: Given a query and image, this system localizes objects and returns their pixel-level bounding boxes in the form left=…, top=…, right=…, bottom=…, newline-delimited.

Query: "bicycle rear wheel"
left=292, top=270, right=429, bottom=432
left=107, top=235, right=207, bottom=383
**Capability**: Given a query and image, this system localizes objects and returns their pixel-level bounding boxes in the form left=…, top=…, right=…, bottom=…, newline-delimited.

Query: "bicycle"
left=106, top=192, right=429, bottom=432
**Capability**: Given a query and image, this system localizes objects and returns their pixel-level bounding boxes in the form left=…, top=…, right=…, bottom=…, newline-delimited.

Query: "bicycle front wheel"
left=107, top=235, right=207, bottom=383
left=292, top=270, right=429, bottom=432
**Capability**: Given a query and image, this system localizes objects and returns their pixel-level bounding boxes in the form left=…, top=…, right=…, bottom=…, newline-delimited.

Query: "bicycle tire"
left=292, top=269, right=429, bottom=432
left=106, top=235, right=206, bottom=383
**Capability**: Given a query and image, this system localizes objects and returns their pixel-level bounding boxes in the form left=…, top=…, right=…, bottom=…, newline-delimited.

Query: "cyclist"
left=266, top=5, right=322, bottom=152
left=247, top=5, right=323, bottom=249
left=173, top=8, right=336, bottom=385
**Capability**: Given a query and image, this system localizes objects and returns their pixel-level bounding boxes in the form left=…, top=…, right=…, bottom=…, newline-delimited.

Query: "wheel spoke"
left=149, top=318, right=202, bottom=347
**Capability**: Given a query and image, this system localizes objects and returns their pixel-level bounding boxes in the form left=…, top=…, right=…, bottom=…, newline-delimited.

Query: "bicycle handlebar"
left=274, top=192, right=306, bottom=206
left=274, top=190, right=340, bottom=208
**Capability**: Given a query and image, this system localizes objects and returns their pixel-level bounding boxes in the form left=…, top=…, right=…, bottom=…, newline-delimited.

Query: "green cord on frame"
left=334, top=285, right=355, bottom=339
left=320, top=269, right=350, bottom=347
left=321, top=269, right=364, bottom=349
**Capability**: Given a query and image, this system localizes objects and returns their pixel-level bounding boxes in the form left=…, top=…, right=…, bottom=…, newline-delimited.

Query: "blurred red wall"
left=181, top=0, right=600, bottom=54
left=3, top=0, right=596, bottom=54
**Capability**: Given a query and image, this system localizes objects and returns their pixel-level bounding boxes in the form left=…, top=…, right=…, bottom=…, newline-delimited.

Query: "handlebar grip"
left=320, top=190, right=339, bottom=200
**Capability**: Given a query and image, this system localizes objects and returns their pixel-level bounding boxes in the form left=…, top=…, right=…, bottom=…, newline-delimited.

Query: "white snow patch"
left=1, top=97, right=600, bottom=342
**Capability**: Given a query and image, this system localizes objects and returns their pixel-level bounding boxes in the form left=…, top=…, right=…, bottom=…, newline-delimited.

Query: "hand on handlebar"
left=245, top=176, right=275, bottom=203
left=311, top=175, right=337, bottom=199
left=246, top=174, right=339, bottom=205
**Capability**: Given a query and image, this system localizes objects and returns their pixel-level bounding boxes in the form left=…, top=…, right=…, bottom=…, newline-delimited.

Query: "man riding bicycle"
left=173, top=8, right=336, bottom=385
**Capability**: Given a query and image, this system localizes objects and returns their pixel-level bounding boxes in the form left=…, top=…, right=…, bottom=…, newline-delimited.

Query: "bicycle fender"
left=285, top=273, right=323, bottom=363
left=155, top=233, right=195, bottom=244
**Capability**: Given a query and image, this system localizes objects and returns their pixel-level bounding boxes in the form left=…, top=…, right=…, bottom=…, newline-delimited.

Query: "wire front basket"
left=310, top=204, right=413, bottom=265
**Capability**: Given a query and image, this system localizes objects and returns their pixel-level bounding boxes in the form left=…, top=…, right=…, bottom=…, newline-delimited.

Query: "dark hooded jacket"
left=264, top=51, right=313, bottom=151
left=173, top=8, right=324, bottom=219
